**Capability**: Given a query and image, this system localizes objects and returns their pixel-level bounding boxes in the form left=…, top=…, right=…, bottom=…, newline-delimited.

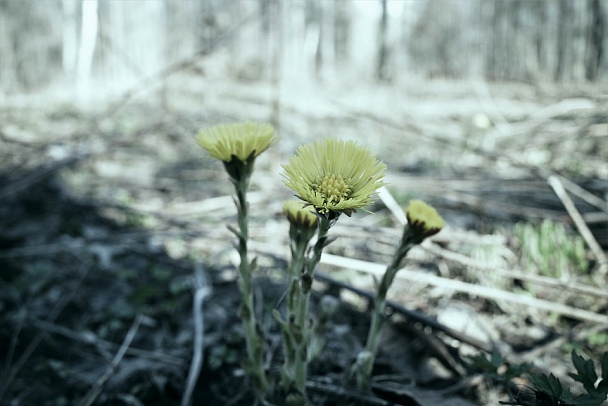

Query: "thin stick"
left=181, top=264, right=211, bottom=406
left=29, top=318, right=183, bottom=366
left=320, top=253, right=608, bottom=324
left=377, top=186, right=407, bottom=225
left=548, top=175, right=608, bottom=276
left=0, top=155, right=87, bottom=202
left=79, top=314, right=144, bottom=406
left=0, top=265, right=90, bottom=403
left=558, top=175, right=608, bottom=214
left=306, top=380, right=391, bottom=406
left=424, top=242, right=608, bottom=299
left=313, top=272, right=493, bottom=353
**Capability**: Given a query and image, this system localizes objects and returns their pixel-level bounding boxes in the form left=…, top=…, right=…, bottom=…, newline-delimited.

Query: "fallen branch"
left=29, top=318, right=184, bottom=367
left=0, top=264, right=91, bottom=403
left=558, top=175, right=608, bottom=214
left=79, top=314, right=145, bottom=406
left=181, top=264, right=211, bottom=406
left=314, top=271, right=493, bottom=354
left=0, top=154, right=87, bottom=202
left=306, top=379, right=391, bottom=406
left=320, top=253, right=608, bottom=325
left=424, top=242, right=608, bottom=299
left=548, top=175, right=608, bottom=276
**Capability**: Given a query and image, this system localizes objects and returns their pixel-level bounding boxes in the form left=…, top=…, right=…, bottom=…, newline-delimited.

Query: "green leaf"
left=571, top=392, right=607, bottom=406
left=601, top=352, right=608, bottom=382
left=570, top=351, right=598, bottom=393
left=226, top=224, right=244, bottom=240
left=596, top=379, right=608, bottom=395
left=466, top=353, right=493, bottom=371
left=249, top=256, right=258, bottom=272
left=272, top=309, right=285, bottom=324
left=532, top=374, right=562, bottom=398
left=490, top=348, right=504, bottom=369
left=530, top=373, right=563, bottom=397
left=322, top=235, right=338, bottom=247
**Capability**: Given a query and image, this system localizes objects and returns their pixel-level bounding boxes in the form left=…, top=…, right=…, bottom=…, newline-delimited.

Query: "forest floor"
left=1, top=73, right=607, bottom=406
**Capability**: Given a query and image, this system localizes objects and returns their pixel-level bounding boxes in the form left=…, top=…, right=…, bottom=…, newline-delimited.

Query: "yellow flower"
left=283, top=201, right=318, bottom=229
left=282, top=139, right=386, bottom=217
left=196, top=122, right=277, bottom=163
left=405, top=200, right=444, bottom=240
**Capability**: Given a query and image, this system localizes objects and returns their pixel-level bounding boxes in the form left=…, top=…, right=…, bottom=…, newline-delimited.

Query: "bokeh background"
left=1, top=1, right=607, bottom=405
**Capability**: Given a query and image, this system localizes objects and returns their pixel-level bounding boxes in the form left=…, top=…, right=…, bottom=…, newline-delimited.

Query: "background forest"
left=1, top=1, right=607, bottom=406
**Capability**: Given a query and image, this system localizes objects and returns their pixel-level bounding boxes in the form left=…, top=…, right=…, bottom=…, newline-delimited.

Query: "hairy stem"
left=235, top=177, right=269, bottom=395
left=354, top=230, right=416, bottom=389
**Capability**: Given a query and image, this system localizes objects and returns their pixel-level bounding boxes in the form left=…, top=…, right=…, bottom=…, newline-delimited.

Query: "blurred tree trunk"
left=76, top=0, right=98, bottom=94
left=334, top=0, right=351, bottom=66
left=410, top=0, right=608, bottom=82
left=586, top=0, right=606, bottom=80
left=2, top=0, right=608, bottom=97
left=556, top=0, right=588, bottom=81
left=165, top=1, right=200, bottom=62
left=282, top=1, right=306, bottom=78
left=61, top=0, right=79, bottom=78
left=270, top=0, right=282, bottom=127
left=309, top=0, right=335, bottom=80
left=375, top=0, right=389, bottom=81
left=98, top=0, right=165, bottom=94
left=0, top=0, right=62, bottom=91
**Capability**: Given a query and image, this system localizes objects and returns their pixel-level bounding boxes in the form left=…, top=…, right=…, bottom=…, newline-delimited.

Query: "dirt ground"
left=1, top=74, right=607, bottom=405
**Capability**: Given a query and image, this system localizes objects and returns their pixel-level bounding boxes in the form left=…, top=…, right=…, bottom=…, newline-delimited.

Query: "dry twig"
left=79, top=314, right=145, bottom=406
left=548, top=175, right=608, bottom=276
left=425, top=243, right=608, bottom=299
left=29, top=318, right=184, bottom=367
left=0, top=262, right=91, bottom=403
left=320, top=253, right=608, bottom=325
left=181, top=264, right=211, bottom=406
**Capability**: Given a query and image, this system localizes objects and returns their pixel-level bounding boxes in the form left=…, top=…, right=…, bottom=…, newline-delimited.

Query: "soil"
left=1, top=75, right=607, bottom=406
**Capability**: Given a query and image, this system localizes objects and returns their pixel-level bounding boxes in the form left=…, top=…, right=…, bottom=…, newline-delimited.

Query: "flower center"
left=315, top=174, right=351, bottom=204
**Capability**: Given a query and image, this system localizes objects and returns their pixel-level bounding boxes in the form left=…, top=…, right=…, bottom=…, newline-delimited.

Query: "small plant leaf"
left=570, top=351, right=598, bottom=393
left=601, top=352, right=608, bottom=382
left=272, top=309, right=284, bottom=324
left=530, top=373, right=563, bottom=397
left=249, top=256, right=258, bottom=272
left=596, top=379, right=608, bottom=394
left=571, top=392, right=608, bottom=406
left=322, top=235, right=338, bottom=247
left=491, top=348, right=504, bottom=369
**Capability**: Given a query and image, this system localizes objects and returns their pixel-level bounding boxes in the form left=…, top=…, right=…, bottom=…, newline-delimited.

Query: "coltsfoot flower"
left=282, top=139, right=386, bottom=217
left=405, top=199, right=444, bottom=241
left=196, top=122, right=277, bottom=162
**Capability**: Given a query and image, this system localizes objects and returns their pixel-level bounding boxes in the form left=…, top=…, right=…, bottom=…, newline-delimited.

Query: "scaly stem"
left=234, top=177, right=269, bottom=395
left=280, top=235, right=307, bottom=392
left=353, top=229, right=416, bottom=389
left=293, top=216, right=333, bottom=398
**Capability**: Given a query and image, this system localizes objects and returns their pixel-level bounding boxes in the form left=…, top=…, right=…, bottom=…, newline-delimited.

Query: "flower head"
left=283, top=200, right=318, bottom=229
left=281, top=139, right=386, bottom=217
left=283, top=200, right=318, bottom=252
left=196, top=122, right=277, bottom=163
left=405, top=200, right=444, bottom=241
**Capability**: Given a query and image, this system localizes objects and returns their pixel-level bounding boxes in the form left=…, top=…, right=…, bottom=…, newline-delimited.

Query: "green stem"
left=297, top=217, right=333, bottom=394
left=281, top=236, right=307, bottom=390
left=306, top=216, right=332, bottom=280
left=234, top=178, right=269, bottom=395
left=280, top=215, right=333, bottom=403
left=354, top=230, right=416, bottom=389
left=297, top=216, right=332, bottom=328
